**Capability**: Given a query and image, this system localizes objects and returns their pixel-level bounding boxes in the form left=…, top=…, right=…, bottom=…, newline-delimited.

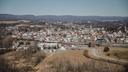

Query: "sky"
left=0, top=0, right=128, bottom=16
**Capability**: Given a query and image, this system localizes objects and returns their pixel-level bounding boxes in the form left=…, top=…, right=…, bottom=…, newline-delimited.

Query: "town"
left=0, top=0, right=128, bottom=72
left=0, top=16, right=128, bottom=72
left=0, top=19, right=128, bottom=53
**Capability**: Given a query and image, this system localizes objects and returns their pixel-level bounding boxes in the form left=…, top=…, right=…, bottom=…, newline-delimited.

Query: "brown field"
left=0, top=50, right=46, bottom=72
left=104, top=47, right=128, bottom=60
left=0, top=49, right=127, bottom=72
left=36, top=50, right=126, bottom=72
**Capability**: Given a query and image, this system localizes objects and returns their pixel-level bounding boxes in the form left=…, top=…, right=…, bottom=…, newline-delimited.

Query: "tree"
left=2, top=36, right=15, bottom=48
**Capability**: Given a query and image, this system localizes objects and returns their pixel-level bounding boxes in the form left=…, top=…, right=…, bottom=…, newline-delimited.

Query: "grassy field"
left=0, top=50, right=46, bottom=72
left=37, top=50, right=126, bottom=72
left=104, top=47, right=128, bottom=60
left=0, top=49, right=127, bottom=72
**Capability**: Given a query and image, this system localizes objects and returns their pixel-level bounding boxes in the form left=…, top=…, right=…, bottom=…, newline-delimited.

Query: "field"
left=104, top=47, right=128, bottom=61
left=0, top=48, right=127, bottom=72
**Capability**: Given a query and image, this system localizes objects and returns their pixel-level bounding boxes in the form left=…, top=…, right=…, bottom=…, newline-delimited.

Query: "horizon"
left=0, top=0, right=128, bottom=16
left=0, top=14, right=128, bottom=17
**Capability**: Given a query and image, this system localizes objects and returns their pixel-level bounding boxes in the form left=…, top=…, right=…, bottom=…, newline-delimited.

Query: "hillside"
left=0, top=49, right=127, bottom=72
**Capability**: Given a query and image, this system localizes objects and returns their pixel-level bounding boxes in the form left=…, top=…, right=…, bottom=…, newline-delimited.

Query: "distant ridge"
left=0, top=14, right=128, bottom=22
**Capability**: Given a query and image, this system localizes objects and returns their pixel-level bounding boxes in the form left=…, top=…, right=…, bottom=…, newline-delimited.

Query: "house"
left=37, top=42, right=62, bottom=53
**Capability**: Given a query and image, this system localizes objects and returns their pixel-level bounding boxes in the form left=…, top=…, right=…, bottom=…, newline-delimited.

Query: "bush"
left=88, top=42, right=91, bottom=47
left=83, top=50, right=89, bottom=58
left=106, top=53, right=110, bottom=56
left=32, top=51, right=46, bottom=66
left=17, top=66, right=35, bottom=72
left=103, top=47, right=110, bottom=52
left=2, top=36, right=15, bottom=48
left=0, top=57, right=18, bottom=72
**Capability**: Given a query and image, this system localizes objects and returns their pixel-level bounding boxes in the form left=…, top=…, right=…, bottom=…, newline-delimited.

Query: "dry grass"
left=36, top=50, right=125, bottom=72
left=105, top=47, right=128, bottom=60
left=36, top=50, right=89, bottom=72
left=0, top=50, right=46, bottom=72
left=0, top=48, right=127, bottom=72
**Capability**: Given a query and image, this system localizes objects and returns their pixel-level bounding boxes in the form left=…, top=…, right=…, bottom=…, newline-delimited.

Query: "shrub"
left=83, top=50, right=89, bottom=58
left=106, top=53, right=110, bottom=56
left=2, top=36, right=15, bottom=48
left=103, top=47, right=110, bottom=52
left=17, top=66, right=35, bottom=72
left=88, top=42, right=91, bottom=47
left=0, top=57, right=18, bottom=72
left=32, top=51, right=46, bottom=66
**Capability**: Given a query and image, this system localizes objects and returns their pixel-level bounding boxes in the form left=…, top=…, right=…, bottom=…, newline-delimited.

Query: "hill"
left=0, top=14, right=128, bottom=22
